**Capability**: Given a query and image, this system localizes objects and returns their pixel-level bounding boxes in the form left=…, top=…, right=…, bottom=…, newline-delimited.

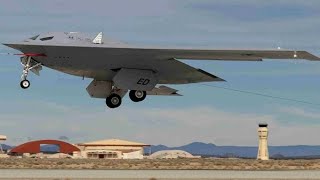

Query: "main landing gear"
left=105, top=90, right=147, bottom=108
left=129, top=90, right=146, bottom=102
left=106, top=93, right=122, bottom=108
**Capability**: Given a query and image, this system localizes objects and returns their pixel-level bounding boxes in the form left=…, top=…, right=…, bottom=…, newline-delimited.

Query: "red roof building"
left=10, top=139, right=80, bottom=154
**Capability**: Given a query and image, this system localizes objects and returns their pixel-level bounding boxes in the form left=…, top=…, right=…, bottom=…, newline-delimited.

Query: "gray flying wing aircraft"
left=3, top=32, right=320, bottom=108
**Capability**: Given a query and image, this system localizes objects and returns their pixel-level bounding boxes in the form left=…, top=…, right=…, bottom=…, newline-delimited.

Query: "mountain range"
left=146, top=142, right=320, bottom=158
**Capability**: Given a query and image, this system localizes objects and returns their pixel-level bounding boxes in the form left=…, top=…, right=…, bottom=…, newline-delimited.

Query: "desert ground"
left=1, top=158, right=320, bottom=170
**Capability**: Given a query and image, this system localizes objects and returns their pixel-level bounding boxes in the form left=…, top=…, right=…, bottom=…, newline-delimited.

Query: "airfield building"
left=9, top=139, right=80, bottom=155
left=75, top=139, right=150, bottom=159
left=6, top=138, right=150, bottom=159
left=0, top=135, right=7, bottom=153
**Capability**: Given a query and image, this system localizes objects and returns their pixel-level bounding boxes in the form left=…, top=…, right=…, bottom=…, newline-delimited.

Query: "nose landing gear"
left=19, top=56, right=41, bottom=89
left=20, top=79, right=30, bottom=89
left=20, top=56, right=31, bottom=89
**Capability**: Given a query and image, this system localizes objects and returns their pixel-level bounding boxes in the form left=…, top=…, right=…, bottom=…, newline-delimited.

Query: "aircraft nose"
left=3, top=43, right=15, bottom=47
left=2, top=43, right=22, bottom=51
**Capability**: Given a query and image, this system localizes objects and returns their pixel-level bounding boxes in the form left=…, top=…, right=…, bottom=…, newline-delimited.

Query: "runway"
left=0, top=169, right=320, bottom=179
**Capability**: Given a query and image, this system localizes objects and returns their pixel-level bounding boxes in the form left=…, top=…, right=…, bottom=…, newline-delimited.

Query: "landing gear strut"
left=106, top=93, right=122, bottom=108
left=129, top=90, right=146, bottom=102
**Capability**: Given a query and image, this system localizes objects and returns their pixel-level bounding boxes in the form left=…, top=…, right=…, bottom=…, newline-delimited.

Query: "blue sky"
left=1, top=0, right=320, bottom=146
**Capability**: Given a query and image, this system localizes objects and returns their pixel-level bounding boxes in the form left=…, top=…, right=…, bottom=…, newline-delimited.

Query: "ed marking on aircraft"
left=3, top=32, right=320, bottom=108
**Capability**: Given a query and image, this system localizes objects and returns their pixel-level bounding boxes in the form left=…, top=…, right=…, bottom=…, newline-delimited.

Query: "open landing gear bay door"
left=20, top=56, right=42, bottom=76
left=113, top=68, right=158, bottom=91
left=147, top=86, right=182, bottom=96
left=86, top=80, right=112, bottom=98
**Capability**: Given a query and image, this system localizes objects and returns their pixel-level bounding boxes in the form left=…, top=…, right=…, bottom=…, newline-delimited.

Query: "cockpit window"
left=29, top=35, right=40, bottom=40
left=40, top=36, right=54, bottom=41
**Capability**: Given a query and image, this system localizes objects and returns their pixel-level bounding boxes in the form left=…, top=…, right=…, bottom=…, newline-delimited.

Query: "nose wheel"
left=129, top=90, right=146, bottom=102
left=20, top=80, right=30, bottom=89
left=106, top=94, right=122, bottom=108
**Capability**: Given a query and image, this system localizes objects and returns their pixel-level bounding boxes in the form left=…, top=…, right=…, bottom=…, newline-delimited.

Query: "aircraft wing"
left=156, top=59, right=225, bottom=84
left=151, top=49, right=320, bottom=61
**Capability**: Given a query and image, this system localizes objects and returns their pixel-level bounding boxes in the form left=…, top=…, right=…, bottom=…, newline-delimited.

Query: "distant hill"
left=40, top=144, right=60, bottom=152
left=0, top=144, right=13, bottom=151
left=147, top=142, right=320, bottom=158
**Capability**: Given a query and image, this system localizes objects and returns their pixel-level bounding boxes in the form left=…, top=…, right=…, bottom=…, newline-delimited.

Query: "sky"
left=1, top=0, right=320, bottom=146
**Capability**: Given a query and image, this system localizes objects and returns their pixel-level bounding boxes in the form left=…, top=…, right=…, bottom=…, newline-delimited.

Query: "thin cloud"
left=279, top=106, right=320, bottom=119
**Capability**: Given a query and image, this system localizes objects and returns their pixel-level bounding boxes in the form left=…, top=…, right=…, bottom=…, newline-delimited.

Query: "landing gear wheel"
left=20, top=80, right=30, bottom=89
left=106, top=94, right=122, bottom=108
left=129, top=90, right=146, bottom=102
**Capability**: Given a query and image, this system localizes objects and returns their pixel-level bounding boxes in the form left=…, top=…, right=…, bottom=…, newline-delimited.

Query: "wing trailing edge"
left=197, top=69, right=226, bottom=82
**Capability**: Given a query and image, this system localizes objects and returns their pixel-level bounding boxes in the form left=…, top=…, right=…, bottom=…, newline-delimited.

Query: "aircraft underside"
left=19, top=55, right=222, bottom=108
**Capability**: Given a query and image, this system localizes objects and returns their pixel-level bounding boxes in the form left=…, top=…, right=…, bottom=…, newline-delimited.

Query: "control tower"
left=257, top=123, right=269, bottom=160
left=0, top=135, right=7, bottom=153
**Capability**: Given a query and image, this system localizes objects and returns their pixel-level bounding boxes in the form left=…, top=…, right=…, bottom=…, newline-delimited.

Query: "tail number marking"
left=137, top=78, right=150, bottom=85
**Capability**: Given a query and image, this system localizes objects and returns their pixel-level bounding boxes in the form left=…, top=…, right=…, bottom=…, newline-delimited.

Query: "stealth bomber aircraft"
left=3, top=32, right=320, bottom=108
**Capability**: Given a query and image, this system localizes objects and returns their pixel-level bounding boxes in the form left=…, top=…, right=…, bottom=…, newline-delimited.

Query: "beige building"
left=0, top=135, right=7, bottom=152
left=75, top=139, right=150, bottom=159
left=257, top=123, right=269, bottom=160
left=0, top=135, right=6, bottom=141
left=0, top=135, right=9, bottom=158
